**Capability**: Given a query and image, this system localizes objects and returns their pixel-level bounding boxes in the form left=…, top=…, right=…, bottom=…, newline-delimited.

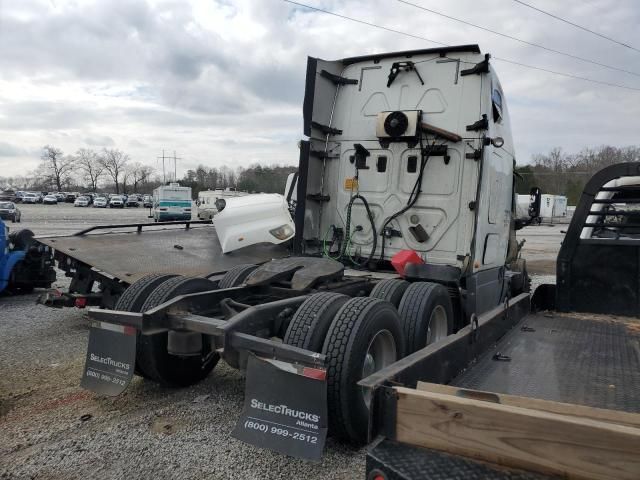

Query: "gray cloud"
left=84, top=135, right=115, bottom=147
left=0, top=0, right=638, bottom=178
left=0, top=142, right=28, bottom=157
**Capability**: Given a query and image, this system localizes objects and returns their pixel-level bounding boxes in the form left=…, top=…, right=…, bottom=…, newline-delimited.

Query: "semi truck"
left=32, top=44, right=638, bottom=475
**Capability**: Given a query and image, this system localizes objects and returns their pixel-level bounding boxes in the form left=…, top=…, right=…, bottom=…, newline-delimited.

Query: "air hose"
left=340, top=193, right=377, bottom=267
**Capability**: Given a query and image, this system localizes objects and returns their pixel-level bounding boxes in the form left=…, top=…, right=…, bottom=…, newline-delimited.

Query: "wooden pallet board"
left=395, top=386, right=640, bottom=480
left=416, top=382, right=640, bottom=429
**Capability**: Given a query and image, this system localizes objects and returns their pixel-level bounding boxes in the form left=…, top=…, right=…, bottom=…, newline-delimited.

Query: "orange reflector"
left=302, top=367, right=326, bottom=381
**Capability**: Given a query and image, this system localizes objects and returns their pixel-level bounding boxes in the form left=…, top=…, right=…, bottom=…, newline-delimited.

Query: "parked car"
left=65, top=193, right=77, bottom=203
left=22, top=193, right=38, bottom=204
left=0, top=202, right=21, bottom=222
left=74, top=196, right=90, bottom=207
left=142, top=194, right=153, bottom=208
left=93, top=197, right=108, bottom=208
left=14, top=191, right=25, bottom=203
left=109, top=195, right=124, bottom=208
left=43, top=194, right=58, bottom=205
left=0, top=190, right=17, bottom=202
left=126, top=195, right=140, bottom=207
left=55, top=192, right=66, bottom=202
left=35, top=192, right=44, bottom=203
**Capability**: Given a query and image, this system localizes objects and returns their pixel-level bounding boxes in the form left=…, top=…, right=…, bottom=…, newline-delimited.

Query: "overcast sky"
left=0, top=0, right=639, bottom=178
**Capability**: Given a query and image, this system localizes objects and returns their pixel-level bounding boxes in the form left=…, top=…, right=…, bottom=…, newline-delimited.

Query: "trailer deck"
left=38, top=223, right=288, bottom=285
left=452, top=312, right=640, bottom=413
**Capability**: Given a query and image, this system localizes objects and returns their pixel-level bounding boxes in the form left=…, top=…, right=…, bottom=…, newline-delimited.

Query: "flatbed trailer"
left=37, top=220, right=288, bottom=308
left=364, top=162, right=640, bottom=479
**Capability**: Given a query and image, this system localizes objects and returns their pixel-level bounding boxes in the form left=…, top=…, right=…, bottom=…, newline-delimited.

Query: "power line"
left=285, top=0, right=446, bottom=47
left=283, top=0, right=640, bottom=92
left=511, top=0, right=640, bottom=54
left=396, top=0, right=640, bottom=78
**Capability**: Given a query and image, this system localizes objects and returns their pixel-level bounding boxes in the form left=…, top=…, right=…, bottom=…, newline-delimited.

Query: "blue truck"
left=0, top=218, right=55, bottom=294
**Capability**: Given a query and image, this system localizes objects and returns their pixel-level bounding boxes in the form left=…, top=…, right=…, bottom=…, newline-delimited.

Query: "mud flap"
left=80, top=322, right=137, bottom=396
left=232, top=354, right=328, bottom=461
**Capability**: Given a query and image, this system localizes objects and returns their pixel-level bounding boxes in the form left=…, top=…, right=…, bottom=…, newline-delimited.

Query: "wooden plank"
left=395, top=386, right=640, bottom=480
left=416, top=382, right=640, bottom=429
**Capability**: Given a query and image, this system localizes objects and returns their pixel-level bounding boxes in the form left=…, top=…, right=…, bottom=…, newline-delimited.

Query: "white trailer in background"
left=152, top=183, right=192, bottom=222
left=518, top=193, right=568, bottom=224
left=197, top=188, right=248, bottom=220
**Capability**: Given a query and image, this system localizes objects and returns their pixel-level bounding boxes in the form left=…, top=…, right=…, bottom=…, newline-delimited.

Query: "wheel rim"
left=362, top=329, right=397, bottom=408
left=427, top=305, right=448, bottom=345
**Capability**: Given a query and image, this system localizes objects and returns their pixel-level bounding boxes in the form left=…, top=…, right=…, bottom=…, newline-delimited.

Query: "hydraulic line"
left=378, top=135, right=439, bottom=262
left=340, top=193, right=377, bottom=267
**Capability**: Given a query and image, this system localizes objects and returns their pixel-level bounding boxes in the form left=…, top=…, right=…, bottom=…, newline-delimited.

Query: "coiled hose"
left=340, top=193, right=377, bottom=267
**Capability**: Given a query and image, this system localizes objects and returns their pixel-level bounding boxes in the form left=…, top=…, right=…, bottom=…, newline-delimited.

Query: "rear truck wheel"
left=369, top=279, right=409, bottom=308
left=398, top=282, right=454, bottom=354
left=217, top=264, right=259, bottom=289
left=283, top=292, right=349, bottom=352
left=8, top=229, right=34, bottom=250
left=114, top=273, right=179, bottom=378
left=322, top=297, right=404, bottom=444
left=136, top=276, right=219, bottom=387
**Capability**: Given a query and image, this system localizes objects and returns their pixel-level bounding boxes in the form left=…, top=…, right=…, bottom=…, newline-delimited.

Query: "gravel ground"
left=0, top=203, right=364, bottom=480
left=0, top=204, right=563, bottom=479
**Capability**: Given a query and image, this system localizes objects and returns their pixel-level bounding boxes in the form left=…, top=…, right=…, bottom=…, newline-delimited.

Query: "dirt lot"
left=0, top=203, right=564, bottom=479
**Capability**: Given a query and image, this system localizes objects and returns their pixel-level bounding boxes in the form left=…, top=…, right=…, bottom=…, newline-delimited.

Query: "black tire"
left=114, top=273, right=179, bottom=378
left=398, top=282, right=453, bottom=354
left=218, top=264, right=258, bottom=289
left=369, top=279, right=409, bottom=308
left=115, top=273, right=179, bottom=313
left=322, top=297, right=404, bottom=444
left=8, top=229, right=34, bottom=250
left=283, top=292, right=349, bottom=352
left=137, top=276, right=219, bottom=387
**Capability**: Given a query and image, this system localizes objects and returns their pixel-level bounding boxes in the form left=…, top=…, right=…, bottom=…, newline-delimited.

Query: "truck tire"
left=322, top=297, right=404, bottom=444
left=115, top=273, right=179, bottom=313
left=114, top=274, right=179, bottom=378
left=398, top=282, right=453, bottom=354
left=283, top=292, right=349, bottom=352
left=136, top=276, right=219, bottom=387
left=8, top=229, right=34, bottom=250
left=369, top=279, right=409, bottom=308
left=218, top=264, right=258, bottom=289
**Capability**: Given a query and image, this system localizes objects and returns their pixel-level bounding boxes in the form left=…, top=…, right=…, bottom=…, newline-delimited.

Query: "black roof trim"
left=341, top=45, right=481, bottom=65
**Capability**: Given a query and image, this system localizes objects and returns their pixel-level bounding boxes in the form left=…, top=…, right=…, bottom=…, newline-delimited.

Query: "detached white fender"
left=214, top=193, right=295, bottom=253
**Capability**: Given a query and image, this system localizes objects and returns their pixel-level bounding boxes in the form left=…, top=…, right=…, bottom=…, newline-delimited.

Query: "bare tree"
left=126, top=162, right=154, bottom=193
left=75, top=148, right=103, bottom=192
left=98, top=148, right=129, bottom=193
left=41, top=145, right=75, bottom=192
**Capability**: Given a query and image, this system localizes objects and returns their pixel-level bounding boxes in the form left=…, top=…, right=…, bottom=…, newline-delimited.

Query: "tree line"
left=0, top=145, right=298, bottom=197
left=181, top=164, right=298, bottom=196
left=517, top=145, right=640, bottom=205
left=36, top=145, right=154, bottom=194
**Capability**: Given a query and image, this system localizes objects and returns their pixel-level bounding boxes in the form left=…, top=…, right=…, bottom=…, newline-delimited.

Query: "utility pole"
left=157, top=150, right=166, bottom=184
left=157, top=150, right=182, bottom=183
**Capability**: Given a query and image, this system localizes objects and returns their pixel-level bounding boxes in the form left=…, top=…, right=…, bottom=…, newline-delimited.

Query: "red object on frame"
left=390, top=250, right=424, bottom=277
